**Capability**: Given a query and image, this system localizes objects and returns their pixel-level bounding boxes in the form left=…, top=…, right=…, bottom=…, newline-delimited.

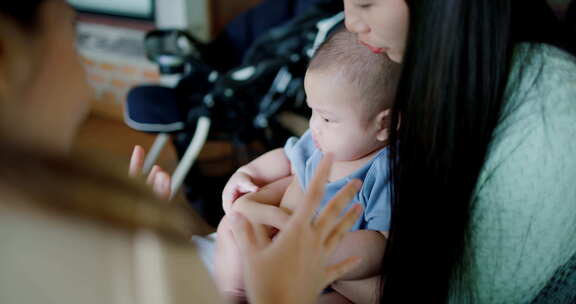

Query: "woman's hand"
left=230, top=153, right=363, bottom=304
left=129, top=145, right=172, bottom=200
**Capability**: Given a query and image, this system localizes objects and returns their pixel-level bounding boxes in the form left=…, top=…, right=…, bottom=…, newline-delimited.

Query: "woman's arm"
left=470, top=82, right=576, bottom=303
left=238, top=148, right=292, bottom=186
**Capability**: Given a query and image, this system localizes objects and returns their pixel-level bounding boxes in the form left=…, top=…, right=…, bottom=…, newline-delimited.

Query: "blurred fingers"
left=234, top=201, right=290, bottom=230
left=239, top=181, right=259, bottom=193
left=324, top=256, right=362, bottom=287
left=252, top=223, right=272, bottom=248
left=324, top=204, right=363, bottom=253
left=147, top=165, right=160, bottom=185
left=129, top=145, right=145, bottom=177
left=229, top=212, right=258, bottom=255
left=314, top=179, right=361, bottom=236
left=292, top=153, right=333, bottom=224
left=153, top=171, right=171, bottom=200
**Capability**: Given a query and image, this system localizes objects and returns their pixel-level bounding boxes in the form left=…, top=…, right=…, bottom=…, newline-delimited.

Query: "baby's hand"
left=222, top=169, right=259, bottom=213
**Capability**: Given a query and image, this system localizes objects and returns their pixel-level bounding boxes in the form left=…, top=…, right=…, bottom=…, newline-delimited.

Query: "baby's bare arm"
left=239, top=148, right=292, bottom=186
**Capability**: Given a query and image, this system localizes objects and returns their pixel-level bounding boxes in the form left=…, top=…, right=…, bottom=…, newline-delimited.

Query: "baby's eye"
left=322, top=117, right=333, bottom=123
left=358, top=3, right=372, bottom=9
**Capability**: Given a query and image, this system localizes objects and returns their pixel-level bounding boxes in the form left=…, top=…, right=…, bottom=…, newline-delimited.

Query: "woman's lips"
left=359, top=40, right=385, bottom=54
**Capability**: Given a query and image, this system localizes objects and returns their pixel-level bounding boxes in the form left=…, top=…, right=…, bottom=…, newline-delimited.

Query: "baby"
left=215, top=27, right=401, bottom=303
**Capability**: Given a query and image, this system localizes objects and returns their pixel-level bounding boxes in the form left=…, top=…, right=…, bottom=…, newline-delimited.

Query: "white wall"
left=156, top=0, right=212, bottom=42
left=68, top=0, right=154, bottom=19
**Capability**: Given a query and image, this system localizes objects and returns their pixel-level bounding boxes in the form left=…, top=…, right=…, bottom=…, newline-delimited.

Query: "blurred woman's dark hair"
left=0, top=1, right=46, bottom=29
left=567, top=0, right=576, bottom=31
left=0, top=147, right=198, bottom=241
left=382, top=0, right=575, bottom=302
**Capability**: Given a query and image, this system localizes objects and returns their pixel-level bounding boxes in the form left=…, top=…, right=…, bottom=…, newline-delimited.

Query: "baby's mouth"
left=312, top=136, right=322, bottom=151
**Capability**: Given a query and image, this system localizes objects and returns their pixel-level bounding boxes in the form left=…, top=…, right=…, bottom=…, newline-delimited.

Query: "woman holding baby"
left=230, top=0, right=576, bottom=303
left=1, top=0, right=575, bottom=303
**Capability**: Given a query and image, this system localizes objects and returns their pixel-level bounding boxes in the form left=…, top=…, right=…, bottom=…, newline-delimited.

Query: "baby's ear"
left=374, top=109, right=391, bottom=142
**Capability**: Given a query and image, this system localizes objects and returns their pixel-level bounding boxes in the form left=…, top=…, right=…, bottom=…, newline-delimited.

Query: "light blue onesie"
left=284, top=130, right=391, bottom=231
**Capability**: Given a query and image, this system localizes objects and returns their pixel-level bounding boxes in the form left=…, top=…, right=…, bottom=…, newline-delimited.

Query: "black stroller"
left=125, top=1, right=344, bottom=225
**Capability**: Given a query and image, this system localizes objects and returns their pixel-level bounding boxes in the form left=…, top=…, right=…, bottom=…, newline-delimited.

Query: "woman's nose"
left=345, top=7, right=371, bottom=34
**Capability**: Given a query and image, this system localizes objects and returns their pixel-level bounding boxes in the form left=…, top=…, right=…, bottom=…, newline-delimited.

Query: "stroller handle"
left=170, top=116, right=211, bottom=199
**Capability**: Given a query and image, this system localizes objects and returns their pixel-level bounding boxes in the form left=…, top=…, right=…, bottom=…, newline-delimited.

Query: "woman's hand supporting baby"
left=215, top=149, right=300, bottom=301
left=231, top=154, right=364, bottom=304
left=214, top=176, right=294, bottom=301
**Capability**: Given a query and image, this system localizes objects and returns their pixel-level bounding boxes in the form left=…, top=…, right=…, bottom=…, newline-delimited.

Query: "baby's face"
left=304, top=69, right=386, bottom=161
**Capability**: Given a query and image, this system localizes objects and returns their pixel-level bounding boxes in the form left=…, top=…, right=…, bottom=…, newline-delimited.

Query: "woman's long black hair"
left=381, top=0, right=575, bottom=302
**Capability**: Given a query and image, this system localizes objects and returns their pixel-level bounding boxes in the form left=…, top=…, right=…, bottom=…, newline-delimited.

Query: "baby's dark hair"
left=308, top=27, right=401, bottom=114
